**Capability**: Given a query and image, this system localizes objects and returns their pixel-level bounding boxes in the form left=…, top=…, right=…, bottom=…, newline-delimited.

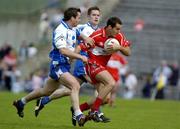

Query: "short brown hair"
left=63, top=7, right=81, bottom=21
left=106, top=17, right=122, bottom=28
left=87, top=6, right=100, bottom=16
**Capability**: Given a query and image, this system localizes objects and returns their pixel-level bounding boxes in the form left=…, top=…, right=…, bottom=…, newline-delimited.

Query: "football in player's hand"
left=104, top=38, right=120, bottom=54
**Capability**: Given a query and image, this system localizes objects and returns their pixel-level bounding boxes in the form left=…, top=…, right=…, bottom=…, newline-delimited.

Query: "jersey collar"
left=61, top=20, right=72, bottom=29
left=87, top=22, right=99, bottom=31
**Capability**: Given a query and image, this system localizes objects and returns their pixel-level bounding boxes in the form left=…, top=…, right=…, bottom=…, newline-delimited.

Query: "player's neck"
left=66, top=21, right=73, bottom=29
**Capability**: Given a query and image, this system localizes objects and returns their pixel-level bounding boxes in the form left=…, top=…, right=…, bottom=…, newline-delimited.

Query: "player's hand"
left=105, top=43, right=121, bottom=54
left=84, top=37, right=94, bottom=48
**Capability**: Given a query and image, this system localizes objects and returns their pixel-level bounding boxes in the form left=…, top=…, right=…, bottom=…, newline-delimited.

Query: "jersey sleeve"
left=54, top=27, right=67, bottom=49
left=117, top=33, right=131, bottom=47
left=81, top=26, right=93, bottom=37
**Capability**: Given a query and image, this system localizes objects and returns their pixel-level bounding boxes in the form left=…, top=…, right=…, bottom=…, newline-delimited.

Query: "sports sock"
left=91, top=97, right=103, bottom=112
left=21, top=98, right=26, bottom=105
left=41, top=96, right=51, bottom=105
left=80, top=102, right=90, bottom=112
left=75, top=109, right=83, bottom=117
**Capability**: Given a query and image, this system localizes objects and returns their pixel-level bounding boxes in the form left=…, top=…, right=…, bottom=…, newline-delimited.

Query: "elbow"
left=125, top=50, right=131, bottom=56
left=121, top=47, right=131, bottom=56
left=59, top=48, right=67, bottom=55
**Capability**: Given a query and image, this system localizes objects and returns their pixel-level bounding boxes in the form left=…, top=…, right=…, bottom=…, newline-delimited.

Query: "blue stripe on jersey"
left=76, top=29, right=80, bottom=37
left=87, top=22, right=99, bottom=31
left=61, top=20, right=71, bottom=29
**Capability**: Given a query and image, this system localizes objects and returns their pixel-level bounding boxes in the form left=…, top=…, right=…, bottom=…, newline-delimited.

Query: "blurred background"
left=0, top=0, right=179, bottom=101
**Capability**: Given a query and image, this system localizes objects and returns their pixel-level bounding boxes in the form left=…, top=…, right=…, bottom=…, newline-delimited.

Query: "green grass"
left=0, top=91, right=180, bottom=129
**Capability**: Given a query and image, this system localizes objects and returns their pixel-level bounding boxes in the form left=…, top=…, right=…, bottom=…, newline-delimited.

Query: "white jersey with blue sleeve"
left=77, top=22, right=98, bottom=40
left=49, top=20, right=78, bottom=64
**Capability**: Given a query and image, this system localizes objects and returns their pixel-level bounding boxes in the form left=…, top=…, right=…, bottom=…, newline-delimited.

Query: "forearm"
left=119, top=46, right=131, bottom=56
left=59, top=48, right=83, bottom=60
left=74, top=45, right=81, bottom=54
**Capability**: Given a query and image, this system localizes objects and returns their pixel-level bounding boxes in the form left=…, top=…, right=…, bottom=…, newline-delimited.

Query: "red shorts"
left=85, top=60, right=106, bottom=84
left=106, top=66, right=120, bottom=82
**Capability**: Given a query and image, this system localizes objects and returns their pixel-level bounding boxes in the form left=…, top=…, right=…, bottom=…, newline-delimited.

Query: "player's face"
left=111, top=23, right=122, bottom=36
left=88, top=10, right=100, bottom=26
left=72, top=12, right=81, bottom=27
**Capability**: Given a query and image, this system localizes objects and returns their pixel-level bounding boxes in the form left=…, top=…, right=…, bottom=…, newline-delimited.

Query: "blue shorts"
left=73, top=59, right=86, bottom=78
left=49, top=61, right=70, bottom=80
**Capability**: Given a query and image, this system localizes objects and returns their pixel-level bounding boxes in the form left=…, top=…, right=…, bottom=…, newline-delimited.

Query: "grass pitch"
left=0, top=91, right=179, bottom=129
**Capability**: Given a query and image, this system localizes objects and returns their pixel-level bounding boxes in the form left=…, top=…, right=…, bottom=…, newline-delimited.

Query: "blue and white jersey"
left=73, top=22, right=99, bottom=78
left=76, top=22, right=99, bottom=57
left=49, top=20, right=79, bottom=64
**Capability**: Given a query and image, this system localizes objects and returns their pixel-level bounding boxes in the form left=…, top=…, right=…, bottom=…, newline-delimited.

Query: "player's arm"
left=60, top=48, right=87, bottom=63
left=75, top=43, right=89, bottom=54
left=76, top=28, right=94, bottom=47
left=117, top=33, right=131, bottom=56
left=54, top=30, right=87, bottom=63
left=119, top=46, right=131, bottom=56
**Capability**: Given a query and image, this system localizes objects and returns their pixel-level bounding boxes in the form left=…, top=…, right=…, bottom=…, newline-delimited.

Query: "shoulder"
left=55, top=24, right=67, bottom=32
left=90, top=28, right=102, bottom=38
left=115, top=32, right=125, bottom=40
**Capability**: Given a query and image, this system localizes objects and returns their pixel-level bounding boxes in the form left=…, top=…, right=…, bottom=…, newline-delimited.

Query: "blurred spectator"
left=168, top=61, right=179, bottom=99
left=134, top=18, right=145, bottom=32
left=3, top=49, right=17, bottom=68
left=0, top=41, right=12, bottom=60
left=123, top=68, right=138, bottom=99
left=28, top=43, right=38, bottom=58
left=169, top=61, right=179, bottom=87
left=0, top=60, right=5, bottom=88
left=49, top=9, right=63, bottom=30
left=0, top=43, right=13, bottom=90
left=3, top=65, right=12, bottom=91
left=31, top=69, right=44, bottom=90
left=24, top=72, right=33, bottom=92
left=0, top=47, right=4, bottom=60
left=18, top=40, right=28, bottom=63
left=142, top=74, right=152, bottom=98
left=39, top=9, right=50, bottom=43
left=151, top=60, right=172, bottom=100
left=11, top=66, right=24, bottom=93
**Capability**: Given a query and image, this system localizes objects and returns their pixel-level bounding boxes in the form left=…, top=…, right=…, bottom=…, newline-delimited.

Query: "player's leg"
left=70, top=59, right=87, bottom=126
left=59, top=72, right=87, bottom=126
left=89, top=70, right=115, bottom=122
left=13, top=77, right=60, bottom=117
left=109, top=80, right=120, bottom=107
left=35, top=86, right=71, bottom=117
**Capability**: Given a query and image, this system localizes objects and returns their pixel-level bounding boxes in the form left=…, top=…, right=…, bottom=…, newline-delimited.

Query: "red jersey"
left=80, top=28, right=130, bottom=66
left=80, top=28, right=130, bottom=84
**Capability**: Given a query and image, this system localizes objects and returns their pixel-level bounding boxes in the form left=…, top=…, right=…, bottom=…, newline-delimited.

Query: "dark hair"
left=87, top=6, right=100, bottom=15
left=63, top=7, right=81, bottom=21
left=106, top=17, right=122, bottom=28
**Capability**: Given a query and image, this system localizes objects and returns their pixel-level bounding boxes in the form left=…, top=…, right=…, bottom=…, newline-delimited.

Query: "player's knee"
left=70, top=81, right=80, bottom=91
left=64, top=88, right=71, bottom=95
left=107, top=79, right=116, bottom=90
